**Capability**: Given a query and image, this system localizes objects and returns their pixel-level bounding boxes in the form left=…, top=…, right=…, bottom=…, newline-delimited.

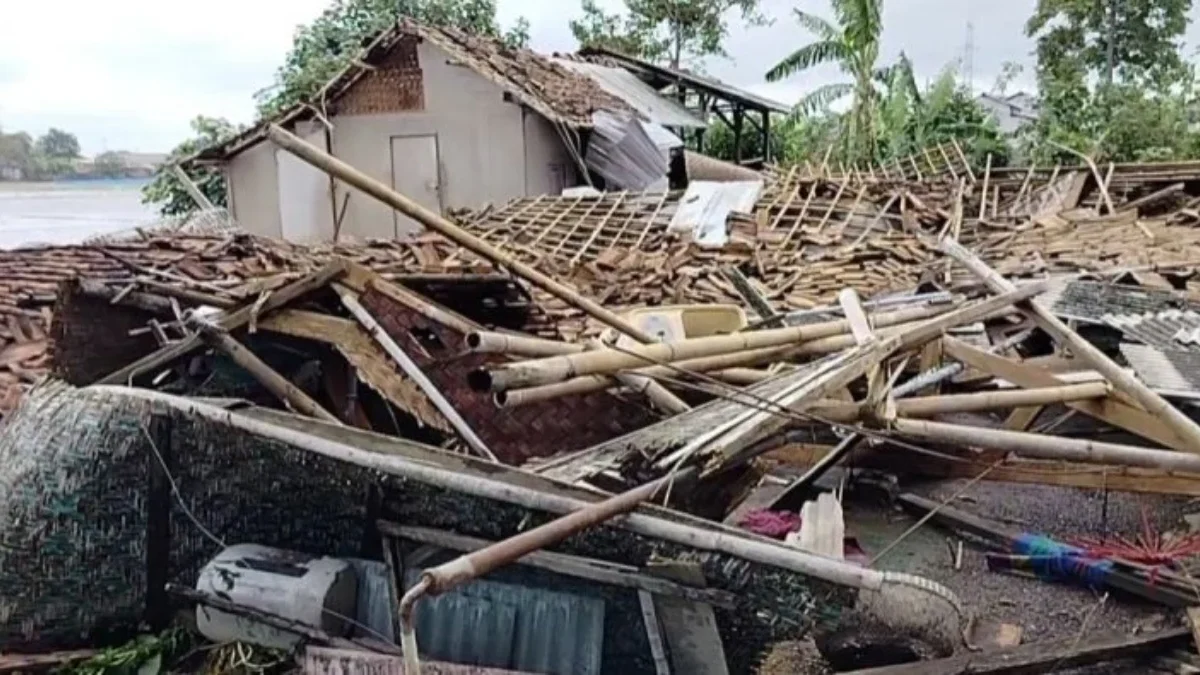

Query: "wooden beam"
left=195, top=322, right=341, bottom=424
left=764, top=443, right=1200, bottom=497
left=845, top=626, right=1188, bottom=673
left=334, top=284, right=495, bottom=461
left=96, top=261, right=346, bottom=385
left=939, top=238, right=1200, bottom=454
left=377, top=521, right=737, bottom=609
left=892, top=418, right=1200, bottom=473
left=943, top=337, right=1190, bottom=452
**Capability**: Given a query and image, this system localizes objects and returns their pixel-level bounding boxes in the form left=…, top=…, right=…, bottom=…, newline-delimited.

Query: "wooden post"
left=170, top=165, right=216, bottom=211
left=267, top=124, right=656, bottom=344
left=762, top=110, right=771, bottom=163
left=195, top=321, right=342, bottom=424
left=97, top=262, right=347, bottom=386
left=733, top=108, right=744, bottom=164
left=334, top=284, right=497, bottom=461
left=938, top=238, right=1200, bottom=454
left=892, top=418, right=1200, bottom=474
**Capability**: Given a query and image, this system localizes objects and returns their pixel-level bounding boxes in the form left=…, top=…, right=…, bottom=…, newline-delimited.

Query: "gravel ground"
left=843, top=478, right=1196, bottom=673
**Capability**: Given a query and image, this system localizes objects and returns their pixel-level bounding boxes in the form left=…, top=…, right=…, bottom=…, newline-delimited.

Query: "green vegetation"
left=141, top=116, right=238, bottom=217
left=256, top=0, right=531, bottom=118
left=0, top=126, right=82, bottom=180
left=570, top=0, right=767, bottom=68
left=145, top=0, right=1200, bottom=216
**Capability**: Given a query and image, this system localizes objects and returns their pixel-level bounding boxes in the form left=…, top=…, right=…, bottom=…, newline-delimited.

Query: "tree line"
left=146, top=0, right=1200, bottom=214
left=0, top=125, right=149, bottom=181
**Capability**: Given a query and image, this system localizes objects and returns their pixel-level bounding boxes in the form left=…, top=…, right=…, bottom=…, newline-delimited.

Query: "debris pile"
left=10, top=136, right=1200, bottom=674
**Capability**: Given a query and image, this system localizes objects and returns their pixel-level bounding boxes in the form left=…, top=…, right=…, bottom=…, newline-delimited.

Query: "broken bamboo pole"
left=474, top=302, right=952, bottom=392
left=466, top=331, right=585, bottom=357
left=496, top=345, right=793, bottom=407
left=193, top=321, right=342, bottom=424
left=589, top=338, right=690, bottom=415
left=892, top=418, right=1200, bottom=473
left=334, top=284, right=497, bottom=461
left=938, top=237, right=1200, bottom=455
left=267, top=125, right=656, bottom=344
left=810, top=382, right=1110, bottom=422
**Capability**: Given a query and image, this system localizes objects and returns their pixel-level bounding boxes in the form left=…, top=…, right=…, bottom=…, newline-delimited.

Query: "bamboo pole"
left=496, top=345, right=793, bottom=407
left=334, top=284, right=497, bottom=461
left=266, top=125, right=656, bottom=344
left=474, top=302, right=952, bottom=392
left=938, top=237, right=1200, bottom=455
left=892, top=418, right=1200, bottom=474
left=466, top=331, right=585, bottom=357
left=170, top=165, right=216, bottom=211
left=810, top=382, right=1110, bottom=422
left=194, top=322, right=341, bottom=424
left=589, top=339, right=689, bottom=415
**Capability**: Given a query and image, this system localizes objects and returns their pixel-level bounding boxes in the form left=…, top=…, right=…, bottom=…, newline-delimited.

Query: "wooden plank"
left=260, top=309, right=449, bottom=433
left=96, top=261, right=347, bottom=385
left=844, top=628, right=1189, bottom=674
left=1188, top=607, right=1200, bottom=654
left=638, top=591, right=673, bottom=675
left=763, top=443, right=1200, bottom=497
left=943, top=337, right=1189, bottom=452
left=196, top=322, right=341, bottom=424
left=649, top=562, right=730, bottom=675
left=377, top=521, right=737, bottom=609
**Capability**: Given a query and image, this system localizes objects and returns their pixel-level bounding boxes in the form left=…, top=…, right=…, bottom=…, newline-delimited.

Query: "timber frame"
left=578, top=46, right=791, bottom=166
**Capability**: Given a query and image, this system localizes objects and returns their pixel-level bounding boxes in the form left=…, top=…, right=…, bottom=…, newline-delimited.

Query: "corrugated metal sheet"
left=587, top=110, right=670, bottom=191
left=1104, top=309, right=1200, bottom=353
left=345, top=558, right=395, bottom=643
left=303, top=647, right=533, bottom=675
left=1120, top=343, right=1200, bottom=399
left=404, top=572, right=605, bottom=675
left=1049, top=280, right=1189, bottom=324
left=555, top=59, right=707, bottom=129
left=669, top=180, right=763, bottom=247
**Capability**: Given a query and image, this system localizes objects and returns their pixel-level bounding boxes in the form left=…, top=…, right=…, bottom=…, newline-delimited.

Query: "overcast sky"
left=1, top=0, right=1191, bottom=155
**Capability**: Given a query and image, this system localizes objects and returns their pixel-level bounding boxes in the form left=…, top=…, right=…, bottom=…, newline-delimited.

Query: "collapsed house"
left=187, top=19, right=784, bottom=244
left=12, top=34, right=1200, bottom=672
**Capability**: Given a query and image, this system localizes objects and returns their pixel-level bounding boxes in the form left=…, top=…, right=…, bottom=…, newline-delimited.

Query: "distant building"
left=0, top=159, right=23, bottom=181
left=114, top=152, right=168, bottom=177
left=977, top=91, right=1039, bottom=135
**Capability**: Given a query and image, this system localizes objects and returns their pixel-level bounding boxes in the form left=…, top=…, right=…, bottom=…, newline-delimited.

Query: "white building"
left=190, top=20, right=709, bottom=243
left=976, top=92, right=1040, bottom=135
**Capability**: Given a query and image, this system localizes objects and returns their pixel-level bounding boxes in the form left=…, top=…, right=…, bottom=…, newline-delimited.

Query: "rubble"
left=10, top=137, right=1200, bottom=674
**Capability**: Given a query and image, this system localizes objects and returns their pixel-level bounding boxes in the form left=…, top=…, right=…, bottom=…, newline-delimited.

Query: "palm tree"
left=766, top=0, right=884, bottom=161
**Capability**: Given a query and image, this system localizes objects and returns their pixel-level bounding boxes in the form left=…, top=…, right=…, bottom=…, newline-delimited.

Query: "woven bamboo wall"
left=358, top=286, right=657, bottom=465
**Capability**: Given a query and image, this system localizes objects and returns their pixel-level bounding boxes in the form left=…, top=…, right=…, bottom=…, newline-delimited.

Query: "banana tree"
left=765, top=0, right=884, bottom=162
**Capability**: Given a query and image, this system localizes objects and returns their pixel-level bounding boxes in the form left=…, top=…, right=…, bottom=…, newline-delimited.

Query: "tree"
left=93, top=151, right=127, bottom=178
left=34, top=128, right=80, bottom=160
left=1027, top=0, right=1190, bottom=90
left=991, top=62, right=1024, bottom=96
left=766, top=0, right=884, bottom=162
left=142, top=116, right=238, bottom=216
left=257, top=0, right=530, bottom=117
left=570, top=0, right=767, bottom=69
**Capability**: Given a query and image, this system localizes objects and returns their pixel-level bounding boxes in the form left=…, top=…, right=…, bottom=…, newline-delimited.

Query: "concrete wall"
left=331, top=40, right=577, bottom=240
left=227, top=141, right=282, bottom=238
left=276, top=123, right=333, bottom=243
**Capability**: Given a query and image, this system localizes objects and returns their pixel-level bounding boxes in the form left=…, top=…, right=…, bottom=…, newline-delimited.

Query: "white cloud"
left=2, top=0, right=1195, bottom=155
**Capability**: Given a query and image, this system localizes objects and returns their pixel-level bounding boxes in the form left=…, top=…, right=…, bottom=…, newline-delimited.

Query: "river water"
left=0, top=179, right=160, bottom=249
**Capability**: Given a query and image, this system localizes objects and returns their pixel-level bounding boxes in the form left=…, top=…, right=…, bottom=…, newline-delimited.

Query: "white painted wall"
left=277, top=125, right=333, bottom=243
left=330, top=40, right=578, bottom=240
left=227, top=141, right=281, bottom=238
left=224, top=39, right=578, bottom=242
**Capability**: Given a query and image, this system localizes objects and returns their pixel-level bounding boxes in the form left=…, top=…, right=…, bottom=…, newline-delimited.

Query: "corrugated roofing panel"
left=1120, top=343, right=1200, bottom=398
left=1104, top=309, right=1200, bottom=353
left=404, top=572, right=605, bottom=675
left=556, top=59, right=707, bottom=128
